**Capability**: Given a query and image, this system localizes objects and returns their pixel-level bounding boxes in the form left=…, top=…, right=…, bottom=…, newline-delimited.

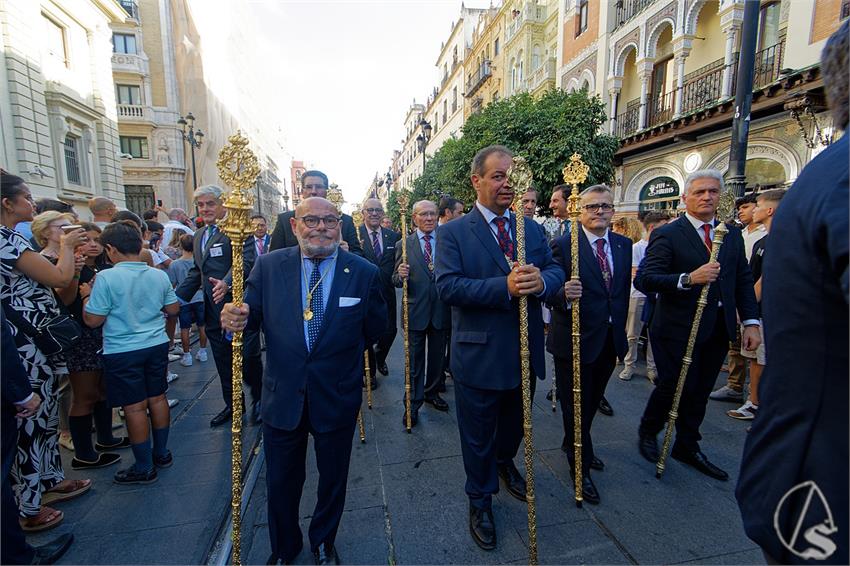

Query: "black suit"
left=634, top=215, right=758, bottom=452
left=361, top=225, right=400, bottom=375
left=737, top=134, right=848, bottom=564
left=1, top=312, right=35, bottom=565
left=269, top=211, right=363, bottom=256
left=546, top=228, right=631, bottom=472
left=175, top=224, right=262, bottom=408
left=393, top=230, right=450, bottom=408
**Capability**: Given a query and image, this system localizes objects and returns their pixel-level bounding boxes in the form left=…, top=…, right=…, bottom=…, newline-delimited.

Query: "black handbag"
left=2, top=302, right=81, bottom=356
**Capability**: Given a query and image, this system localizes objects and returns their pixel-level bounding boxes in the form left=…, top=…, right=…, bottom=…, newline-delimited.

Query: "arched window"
left=532, top=45, right=541, bottom=70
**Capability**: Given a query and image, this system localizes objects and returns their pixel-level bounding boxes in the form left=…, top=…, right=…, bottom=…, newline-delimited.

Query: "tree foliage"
left=389, top=88, right=619, bottom=226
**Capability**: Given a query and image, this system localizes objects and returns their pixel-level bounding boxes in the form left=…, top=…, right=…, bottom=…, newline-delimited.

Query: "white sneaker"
left=727, top=400, right=758, bottom=420
left=167, top=398, right=179, bottom=408
left=170, top=343, right=181, bottom=353
left=618, top=366, right=634, bottom=381
left=709, top=384, right=744, bottom=402
left=180, top=353, right=193, bottom=367
left=196, top=348, right=208, bottom=362
left=167, top=353, right=181, bottom=362
left=167, top=372, right=179, bottom=383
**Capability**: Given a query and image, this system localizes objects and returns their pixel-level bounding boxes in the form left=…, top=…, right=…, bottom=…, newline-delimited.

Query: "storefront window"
left=639, top=176, right=680, bottom=212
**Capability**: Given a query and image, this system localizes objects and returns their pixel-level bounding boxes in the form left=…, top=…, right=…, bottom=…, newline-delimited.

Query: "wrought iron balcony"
left=466, top=59, right=492, bottom=97
left=753, top=39, right=785, bottom=89
left=120, top=0, right=139, bottom=21
left=615, top=101, right=640, bottom=138
left=614, top=0, right=656, bottom=30
left=679, top=57, right=730, bottom=116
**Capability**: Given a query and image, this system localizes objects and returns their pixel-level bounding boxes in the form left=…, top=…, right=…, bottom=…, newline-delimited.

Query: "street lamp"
left=416, top=118, right=432, bottom=174
left=178, top=112, right=204, bottom=191
left=385, top=169, right=393, bottom=195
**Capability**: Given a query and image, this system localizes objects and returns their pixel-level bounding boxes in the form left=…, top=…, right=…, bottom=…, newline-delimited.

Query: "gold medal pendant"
left=303, top=309, right=314, bottom=321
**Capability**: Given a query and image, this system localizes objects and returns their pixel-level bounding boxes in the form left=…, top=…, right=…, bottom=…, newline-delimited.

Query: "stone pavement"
left=240, top=336, right=764, bottom=565
left=27, top=341, right=262, bottom=565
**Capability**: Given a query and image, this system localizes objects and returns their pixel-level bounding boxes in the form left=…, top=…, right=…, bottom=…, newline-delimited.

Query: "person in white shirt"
left=161, top=208, right=195, bottom=260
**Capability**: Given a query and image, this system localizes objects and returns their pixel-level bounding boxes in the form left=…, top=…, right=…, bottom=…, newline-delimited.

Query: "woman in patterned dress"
left=0, top=173, right=92, bottom=531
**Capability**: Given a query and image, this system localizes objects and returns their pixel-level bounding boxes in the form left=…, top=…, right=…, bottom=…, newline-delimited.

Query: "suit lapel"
left=282, top=251, right=308, bottom=356
left=678, top=216, right=710, bottom=260
left=409, top=232, right=430, bottom=277
left=469, top=208, right=511, bottom=275
left=578, top=228, right=606, bottom=291
left=610, top=235, right=629, bottom=292
left=360, top=225, right=377, bottom=263
left=310, top=253, right=354, bottom=354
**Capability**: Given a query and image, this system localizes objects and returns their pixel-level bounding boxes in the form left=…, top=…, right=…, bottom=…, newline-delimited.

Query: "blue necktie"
left=307, top=258, right=324, bottom=349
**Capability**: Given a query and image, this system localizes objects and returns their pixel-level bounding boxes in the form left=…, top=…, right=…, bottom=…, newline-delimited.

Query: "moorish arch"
left=623, top=162, right=686, bottom=203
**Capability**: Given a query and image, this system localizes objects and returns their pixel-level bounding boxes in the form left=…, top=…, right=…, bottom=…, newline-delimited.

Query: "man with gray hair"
left=635, top=169, right=760, bottom=481
left=176, top=185, right=263, bottom=427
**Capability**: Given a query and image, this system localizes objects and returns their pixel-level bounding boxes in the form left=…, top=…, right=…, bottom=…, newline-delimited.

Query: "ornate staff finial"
left=326, top=183, right=344, bottom=213
left=507, top=155, right=534, bottom=210
left=562, top=152, right=590, bottom=188
left=352, top=210, right=364, bottom=227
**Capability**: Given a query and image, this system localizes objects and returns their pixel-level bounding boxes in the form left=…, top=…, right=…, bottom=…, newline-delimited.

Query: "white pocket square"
left=339, top=297, right=361, bottom=307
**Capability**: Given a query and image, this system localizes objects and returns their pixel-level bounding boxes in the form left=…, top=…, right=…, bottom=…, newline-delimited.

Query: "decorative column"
left=636, top=59, right=654, bottom=130
left=672, top=37, right=692, bottom=118
left=607, top=76, right=623, bottom=135
left=719, top=3, right=745, bottom=98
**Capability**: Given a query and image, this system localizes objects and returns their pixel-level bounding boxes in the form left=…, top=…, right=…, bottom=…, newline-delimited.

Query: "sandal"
left=19, top=506, right=64, bottom=532
left=41, top=478, right=92, bottom=505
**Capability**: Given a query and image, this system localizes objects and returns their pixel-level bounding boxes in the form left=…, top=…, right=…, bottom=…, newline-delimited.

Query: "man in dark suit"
left=268, top=170, right=362, bottom=256
left=634, top=170, right=760, bottom=481
left=394, top=199, right=451, bottom=426
left=737, top=22, right=848, bottom=564
left=176, top=185, right=263, bottom=427
left=248, top=214, right=271, bottom=257
left=435, top=145, right=565, bottom=551
left=221, top=197, right=386, bottom=565
left=1, top=312, right=73, bottom=565
left=546, top=185, right=631, bottom=504
left=359, top=198, right=400, bottom=380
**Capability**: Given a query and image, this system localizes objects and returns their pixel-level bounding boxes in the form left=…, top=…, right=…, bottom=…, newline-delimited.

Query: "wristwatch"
left=680, top=273, right=692, bottom=288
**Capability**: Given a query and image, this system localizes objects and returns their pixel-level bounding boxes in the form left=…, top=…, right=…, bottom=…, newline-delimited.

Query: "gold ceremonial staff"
left=328, top=189, right=366, bottom=445
left=397, top=190, right=413, bottom=433
left=507, top=156, right=538, bottom=566
left=563, top=152, right=589, bottom=508
left=351, top=210, right=373, bottom=411
left=216, top=131, right=259, bottom=566
left=656, top=191, right=735, bottom=478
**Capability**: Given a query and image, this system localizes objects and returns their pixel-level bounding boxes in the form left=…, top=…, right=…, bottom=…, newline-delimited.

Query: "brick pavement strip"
left=35, top=338, right=764, bottom=565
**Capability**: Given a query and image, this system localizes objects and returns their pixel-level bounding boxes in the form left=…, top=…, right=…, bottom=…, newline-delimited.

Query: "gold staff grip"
left=351, top=211, right=372, bottom=411
left=398, top=191, right=412, bottom=433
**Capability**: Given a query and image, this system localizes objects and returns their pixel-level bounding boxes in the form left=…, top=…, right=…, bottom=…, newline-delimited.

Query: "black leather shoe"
left=312, top=542, right=340, bottom=565
left=638, top=431, right=660, bottom=463
left=579, top=474, right=600, bottom=504
left=31, top=533, right=73, bottom=565
left=251, top=401, right=262, bottom=425
left=671, top=447, right=729, bottom=481
left=469, top=505, right=496, bottom=550
left=424, top=395, right=449, bottom=412
left=377, top=363, right=389, bottom=376
left=210, top=407, right=233, bottom=427
left=590, top=456, right=605, bottom=471
left=598, top=396, right=613, bottom=416
left=497, top=462, right=527, bottom=502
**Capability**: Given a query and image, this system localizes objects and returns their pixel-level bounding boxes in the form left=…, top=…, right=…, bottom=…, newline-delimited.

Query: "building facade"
left=558, top=0, right=846, bottom=215
left=503, top=0, right=559, bottom=97
left=1, top=0, right=128, bottom=217
left=464, top=4, right=506, bottom=118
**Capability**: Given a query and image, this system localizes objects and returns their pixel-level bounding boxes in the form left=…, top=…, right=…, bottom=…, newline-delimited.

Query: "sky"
left=189, top=0, right=492, bottom=211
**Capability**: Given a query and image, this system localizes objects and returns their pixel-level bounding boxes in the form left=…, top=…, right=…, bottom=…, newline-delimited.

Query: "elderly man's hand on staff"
left=221, top=302, right=250, bottom=332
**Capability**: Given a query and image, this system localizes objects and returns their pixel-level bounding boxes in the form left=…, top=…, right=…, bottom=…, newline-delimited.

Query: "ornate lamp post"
left=178, top=112, right=204, bottom=190
left=415, top=118, right=432, bottom=174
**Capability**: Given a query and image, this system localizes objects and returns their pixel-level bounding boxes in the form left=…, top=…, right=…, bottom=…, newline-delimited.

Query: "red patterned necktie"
left=702, top=224, right=712, bottom=252
left=595, top=238, right=612, bottom=292
left=493, top=217, right=514, bottom=261
left=423, top=233, right=433, bottom=271
left=257, top=237, right=265, bottom=255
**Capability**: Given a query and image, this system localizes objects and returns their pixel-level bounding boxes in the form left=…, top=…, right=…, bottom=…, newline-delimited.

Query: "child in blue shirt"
left=83, top=221, right=179, bottom=484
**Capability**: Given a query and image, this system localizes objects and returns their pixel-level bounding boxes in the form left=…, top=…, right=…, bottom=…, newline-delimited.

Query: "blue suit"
left=435, top=205, right=564, bottom=509
left=546, top=228, right=631, bottom=472
left=737, top=134, right=848, bottom=564
left=244, top=246, right=386, bottom=560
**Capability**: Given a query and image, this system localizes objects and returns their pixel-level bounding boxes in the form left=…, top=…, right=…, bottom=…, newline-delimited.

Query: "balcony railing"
left=506, top=4, right=548, bottom=42
left=753, top=39, right=785, bottom=89
left=679, top=58, right=729, bottom=115
left=466, top=59, right=492, bottom=97
left=117, top=104, right=151, bottom=122
left=528, top=57, right=556, bottom=92
left=647, top=90, right=675, bottom=126
left=615, top=101, right=640, bottom=138
left=614, top=0, right=656, bottom=30
left=120, top=0, right=139, bottom=20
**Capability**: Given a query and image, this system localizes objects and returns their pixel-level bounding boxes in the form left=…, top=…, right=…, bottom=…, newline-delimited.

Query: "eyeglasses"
left=364, top=208, right=384, bottom=214
left=583, top=203, right=614, bottom=213
left=297, top=215, right=340, bottom=228
left=302, top=184, right=327, bottom=191
left=415, top=211, right=437, bottom=218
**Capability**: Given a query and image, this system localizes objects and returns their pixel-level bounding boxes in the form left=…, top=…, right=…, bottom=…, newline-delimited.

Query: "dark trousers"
left=554, top=327, right=617, bottom=474
left=207, top=326, right=262, bottom=408
left=407, top=325, right=447, bottom=409
left=368, top=289, right=397, bottom=376
left=454, top=382, right=524, bottom=510
left=1, top=415, right=33, bottom=565
left=640, top=315, right=729, bottom=452
left=264, top=402, right=356, bottom=561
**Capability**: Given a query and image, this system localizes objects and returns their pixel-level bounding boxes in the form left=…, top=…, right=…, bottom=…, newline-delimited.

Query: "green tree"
left=389, top=88, right=618, bottom=225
